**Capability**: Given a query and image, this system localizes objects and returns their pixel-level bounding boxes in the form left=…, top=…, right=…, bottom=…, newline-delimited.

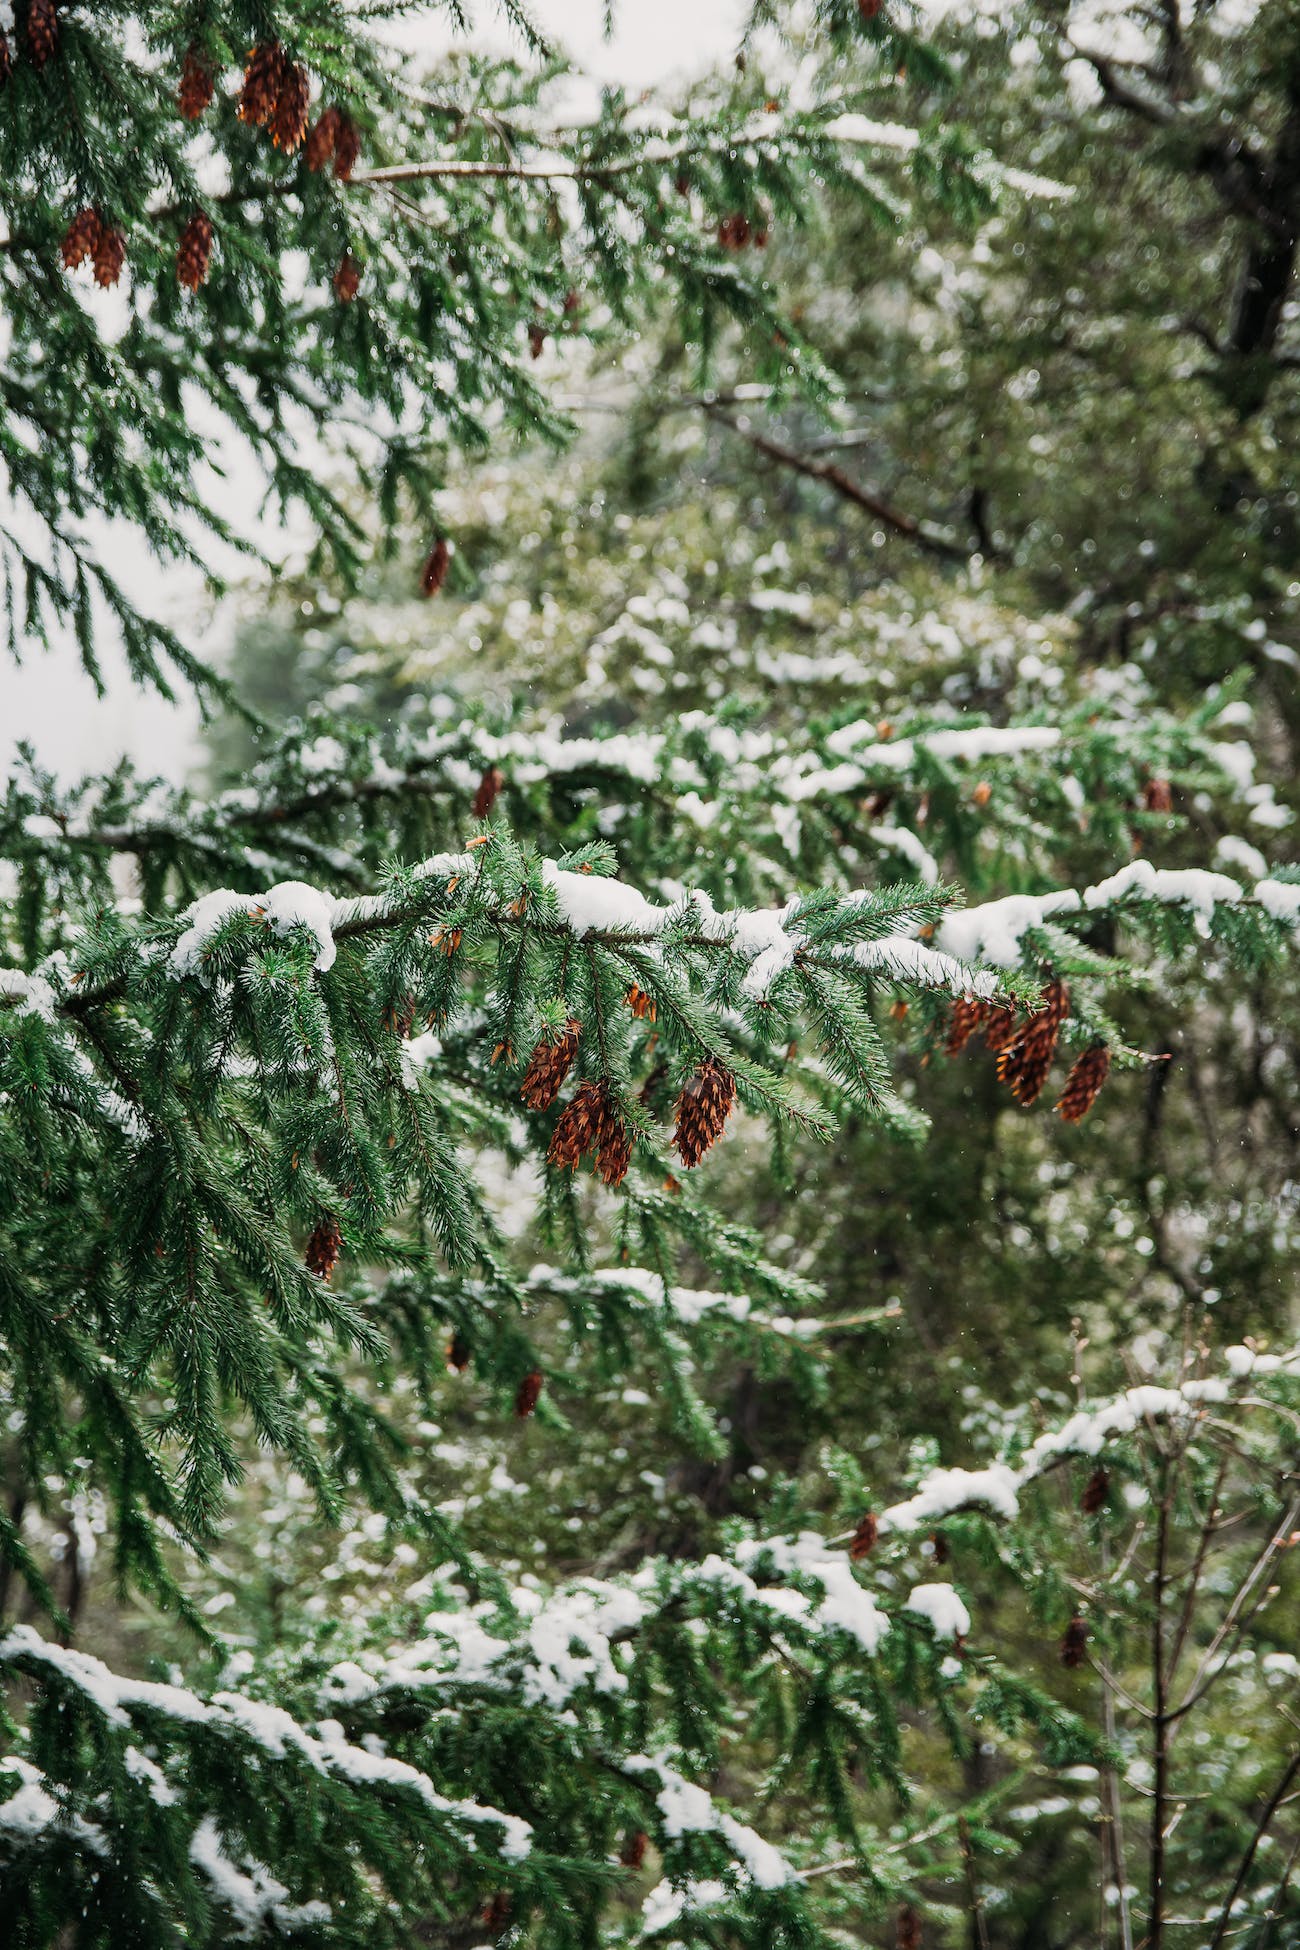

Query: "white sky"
left=0, top=0, right=749, bottom=787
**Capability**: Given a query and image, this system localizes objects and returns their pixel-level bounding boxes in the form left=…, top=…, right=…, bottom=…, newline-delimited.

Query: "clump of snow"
left=189, top=1818, right=331, bottom=1936
left=1255, top=879, right=1300, bottom=927
left=937, top=892, right=1080, bottom=968
left=904, top=1584, right=971, bottom=1641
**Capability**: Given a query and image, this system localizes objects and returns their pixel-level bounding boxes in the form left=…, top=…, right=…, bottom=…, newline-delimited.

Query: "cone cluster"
left=997, top=978, right=1070, bottom=1106
left=520, top=1019, right=581, bottom=1112
left=27, top=0, right=57, bottom=69
left=304, top=1214, right=343, bottom=1282
left=671, top=1056, right=737, bottom=1168
left=547, top=1080, right=631, bottom=1187
left=306, top=104, right=361, bottom=179
left=1055, top=1045, right=1111, bottom=1124
left=717, top=212, right=768, bottom=250
left=239, top=42, right=310, bottom=153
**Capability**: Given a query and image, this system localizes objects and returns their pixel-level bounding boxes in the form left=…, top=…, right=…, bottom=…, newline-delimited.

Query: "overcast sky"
left=0, top=0, right=748, bottom=787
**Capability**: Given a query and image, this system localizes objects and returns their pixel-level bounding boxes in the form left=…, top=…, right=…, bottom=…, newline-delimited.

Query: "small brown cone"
left=333, top=252, right=362, bottom=303
left=859, top=0, right=884, bottom=15
left=61, top=207, right=102, bottom=272
left=26, top=0, right=57, bottom=69
left=270, top=60, right=310, bottom=152
left=447, top=1332, right=472, bottom=1373
left=333, top=113, right=361, bottom=181
left=1055, top=1045, right=1111, bottom=1124
left=1143, top=777, right=1174, bottom=814
left=528, top=320, right=546, bottom=360
left=92, top=223, right=127, bottom=290
left=421, top=537, right=451, bottom=596
left=671, top=1056, right=736, bottom=1168
left=1060, top=1615, right=1089, bottom=1669
left=306, top=104, right=342, bottom=172
left=472, top=765, right=505, bottom=819
left=945, top=996, right=990, bottom=1057
left=238, top=40, right=286, bottom=127
left=547, top=1079, right=631, bottom=1187
left=620, top=1828, right=649, bottom=1869
left=1081, top=1465, right=1110, bottom=1515
left=305, top=1214, right=343, bottom=1282
left=178, top=45, right=214, bottom=120
left=0, top=30, right=12, bottom=84
left=520, top=1019, right=581, bottom=1112
left=897, top=1905, right=922, bottom=1950
left=176, top=212, right=214, bottom=292
left=996, top=977, right=1069, bottom=1107
left=514, top=1369, right=543, bottom=1419
left=981, top=1004, right=1021, bottom=1054
left=848, top=1512, right=878, bottom=1561
left=481, top=1893, right=512, bottom=1930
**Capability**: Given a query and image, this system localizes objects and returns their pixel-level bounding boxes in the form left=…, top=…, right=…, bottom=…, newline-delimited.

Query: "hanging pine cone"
left=176, top=212, right=214, bottom=292
left=625, top=985, right=657, bottom=1023
left=671, top=1057, right=737, bottom=1168
left=26, top=0, right=57, bottom=69
left=897, top=1905, right=922, bottom=1950
left=92, top=223, right=127, bottom=290
left=238, top=41, right=286, bottom=127
left=473, top=765, right=505, bottom=819
left=945, top=996, right=990, bottom=1057
left=333, top=253, right=362, bottom=302
left=269, top=60, right=310, bottom=152
left=178, top=45, right=214, bottom=120
left=0, top=29, right=13, bottom=84
left=859, top=0, right=884, bottom=15
left=620, top=1829, right=649, bottom=1869
left=547, top=1079, right=631, bottom=1187
left=520, top=1019, right=581, bottom=1112
left=305, top=103, right=342, bottom=172
left=305, top=1214, right=343, bottom=1281
left=514, top=1370, right=543, bottom=1419
left=421, top=537, right=451, bottom=596
left=481, top=1893, right=512, bottom=1930
left=1143, top=777, right=1174, bottom=814
left=981, top=1004, right=1021, bottom=1054
left=447, top=1332, right=472, bottom=1372
left=930, top=1531, right=949, bottom=1566
left=1055, top=1045, right=1111, bottom=1124
left=333, top=112, right=361, bottom=181
left=61, top=207, right=102, bottom=272
left=1060, top=1615, right=1090, bottom=1669
left=528, top=320, right=547, bottom=360
left=848, top=1512, right=878, bottom=1561
left=1081, top=1465, right=1110, bottom=1515
left=997, top=977, right=1069, bottom=1107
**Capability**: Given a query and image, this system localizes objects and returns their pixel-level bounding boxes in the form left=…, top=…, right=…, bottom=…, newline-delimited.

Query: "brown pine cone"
left=27, top=0, right=57, bottom=69
left=238, top=40, right=286, bottom=127
left=996, top=976, right=1069, bottom=1107
left=92, top=223, right=127, bottom=290
left=897, top=1905, right=922, bottom=1950
left=848, top=1512, right=878, bottom=1561
left=472, top=765, right=505, bottom=819
left=547, top=1079, right=631, bottom=1187
left=671, top=1056, right=737, bottom=1168
left=447, top=1332, right=472, bottom=1373
left=270, top=60, right=310, bottom=152
left=178, top=45, right=214, bottom=120
left=305, top=1214, right=343, bottom=1282
left=61, top=207, right=102, bottom=272
left=1060, top=1616, right=1090, bottom=1668
left=333, top=112, right=361, bottom=181
left=1, top=28, right=15, bottom=83
left=520, top=1019, right=581, bottom=1112
left=514, top=1370, right=543, bottom=1419
left=1055, top=1045, right=1111, bottom=1124
left=945, top=995, right=990, bottom=1057
left=333, top=252, right=362, bottom=303
left=176, top=211, right=214, bottom=292
left=620, top=1829, right=649, bottom=1868
left=625, top=985, right=657, bottom=1023
left=1143, top=777, right=1174, bottom=814
left=305, top=104, right=341, bottom=172
left=1080, top=1466, right=1110, bottom=1515
left=421, top=537, right=451, bottom=596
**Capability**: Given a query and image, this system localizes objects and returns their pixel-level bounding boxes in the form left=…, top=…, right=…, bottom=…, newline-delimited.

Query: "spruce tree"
left=3, top=4, right=1300, bottom=1948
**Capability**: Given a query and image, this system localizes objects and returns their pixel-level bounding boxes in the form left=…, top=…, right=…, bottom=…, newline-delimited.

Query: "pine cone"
left=528, top=320, right=546, bottom=360
left=332, top=252, right=362, bottom=302
left=421, top=537, right=451, bottom=596
left=1055, top=1045, right=1111, bottom=1124
left=547, top=1079, right=631, bottom=1187
left=981, top=1005, right=1021, bottom=1054
left=447, top=1332, right=472, bottom=1372
left=473, top=765, right=505, bottom=819
left=269, top=60, right=310, bottom=153
left=514, top=1369, right=543, bottom=1419
left=930, top=1531, right=949, bottom=1566
left=620, top=1829, right=649, bottom=1869
left=1060, top=1615, right=1089, bottom=1669
left=859, top=0, right=884, bottom=17
left=996, top=976, right=1069, bottom=1107
left=333, top=112, right=361, bottom=181
left=1080, top=1465, right=1110, bottom=1515
left=945, top=996, right=990, bottom=1057
left=306, top=104, right=342, bottom=172
left=481, top=1893, right=512, bottom=1930
left=1143, top=777, right=1174, bottom=814
left=848, top=1512, right=878, bottom=1561
left=61, top=207, right=102, bottom=272
left=625, top=985, right=657, bottom=1023
left=0, top=30, right=13, bottom=84
left=520, top=1019, right=581, bottom=1112
left=178, top=45, right=214, bottom=120
left=92, top=223, right=127, bottom=290
left=238, top=41, right=286, bottom=127
left=305, top=1214, right=343, bottom=1281
left=26, top=0, right=57, bottom=69
left=672, top=1056, right=736, bottom=1168
left=897, top=1905, right=922, bottom=1950
left=176, top=211, right=214, bottom=292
